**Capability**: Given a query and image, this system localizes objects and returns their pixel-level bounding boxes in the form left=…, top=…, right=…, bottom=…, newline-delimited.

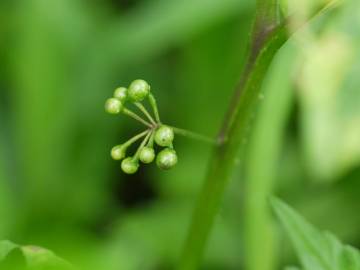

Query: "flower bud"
left=128, top=79, right=150, bottom=102
left=121, top=157, right=139, bottom=174
left=113, top=87, right=128, bottom=103
left=111, top=145, right=126, bottom=160
left=105, top=98, right=123, bottom=114
left=139, top=147, right=155, bottom=164
left=155, top=125, right=174, bottom=147
left=156, top=148, right=178, bottom=170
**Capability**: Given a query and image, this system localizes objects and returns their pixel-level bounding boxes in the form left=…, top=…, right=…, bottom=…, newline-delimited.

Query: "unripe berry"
left=128, top=79, right=150, bottom=102
left=155, top=125, right=174, bottom=147
left=121, top=157, right=139, bottom=174
left=139, top=147, right=155, bottom=164
left=105, top=98, right=123, bottom=114
left=113, top=87, right=128, bottom=103
left=111, top=145, right=126, bottom=160
left=156, top=148, right=178, bottom=170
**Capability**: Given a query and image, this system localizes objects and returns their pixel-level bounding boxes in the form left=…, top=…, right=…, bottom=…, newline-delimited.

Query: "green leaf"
left=0, top=240, right=19, bottom=261
left=0, top=240, right=73, bottom=270
left=272, top=198, right=360, bottom=270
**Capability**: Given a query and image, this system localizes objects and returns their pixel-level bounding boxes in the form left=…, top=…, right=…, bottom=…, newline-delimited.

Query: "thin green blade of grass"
left=244, top=40, right=297, bottom=270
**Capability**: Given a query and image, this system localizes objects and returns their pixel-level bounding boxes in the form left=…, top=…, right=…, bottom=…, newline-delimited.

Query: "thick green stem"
left=255, top=0, right=280, bottom=26
left=178, top=1, right=340, bottom=269
left=178, top=27, right=287, bottom=270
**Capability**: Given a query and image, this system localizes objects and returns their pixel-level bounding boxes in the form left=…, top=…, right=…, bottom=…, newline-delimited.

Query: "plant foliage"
left=272, top=198, right=360, bottom=270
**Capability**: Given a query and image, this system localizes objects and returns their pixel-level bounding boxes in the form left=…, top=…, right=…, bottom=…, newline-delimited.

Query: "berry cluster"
left=105, top=79, right=178, bottom=174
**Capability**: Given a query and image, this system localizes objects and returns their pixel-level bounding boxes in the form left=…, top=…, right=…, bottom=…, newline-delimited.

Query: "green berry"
left=111, top=145, right=126, bottom=160
left=113, top=87, right=128, bottom=103
left=128, top=79, right=150, bottom=102
left=139, top=147, right=155, bottom=164
left=121, top=157, right=139, bottom=174
left=105, top=98, right=123, bottom=114
left=156, top=148, right=178, bottom=170
left=155, top=125, right=174, bottom=147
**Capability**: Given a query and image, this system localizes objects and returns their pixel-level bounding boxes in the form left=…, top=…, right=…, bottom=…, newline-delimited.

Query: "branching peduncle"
left=170, top=126, right=218, bottom=145
left=149, top=93, right=161, bottom=123
left=133, top=130, right=152, bottom=160
left=122, top=108, right=153, bottom=128
left=124, top=130, right=150, bottom=147
left=147, top=130, right=155, bottom=148
left=134, top=102, right=157, bottom=125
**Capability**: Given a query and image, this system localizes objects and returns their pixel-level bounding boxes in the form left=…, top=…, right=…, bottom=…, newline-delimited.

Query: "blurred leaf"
left=272, top=198, right=360, bottom=270
left=97, top=0, right=252, bottom=66
left=0, top=240, right=73, bottom=270
left=93, top=200, right=241, bottom=270
left=10, top=0, right=106, bottom=227
left=0, top=240, right=18, bottom=260
left=297, top=0, right=360, bottom=181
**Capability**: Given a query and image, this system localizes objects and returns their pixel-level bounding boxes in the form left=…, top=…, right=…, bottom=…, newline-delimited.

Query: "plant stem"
left=255, top=0, right=281, bottom=27
left=178, top=28, right=287, bottom=270
left=123, top=108, right=153, bottom=128
left=170, top=126, right=217, bottom=145
left=124, top=130, right=150, bottom=148
left=147, top=130, right=155, bottom=148
left=133, top=130, right=152, bottom=160
left=148, top=93, right=161, bottom=123
left=134, top=102, right=157, bottom=125
left=177, top=1, right=340, bottom=269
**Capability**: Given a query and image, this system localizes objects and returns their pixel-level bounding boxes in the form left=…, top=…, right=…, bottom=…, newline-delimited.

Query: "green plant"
left=101, top=0, right=344, bottom=268
left=2, top=0, right=358, bottom=269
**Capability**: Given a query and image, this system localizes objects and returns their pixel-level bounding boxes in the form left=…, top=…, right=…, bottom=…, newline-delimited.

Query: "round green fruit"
left=121, top=157, right=139, bottom=174
left=155, top=125, right=174, bottom=147
left=156, top=148, right=178, bottom=170
left=113, top=87, right=128, bottom=103
left=105, top=98, right=123, bottom=114
left=139, top=147, right=155, bottom=164
left=128, top=79, right=150, bottom=102
left=111, top=145, right=126, bottom=160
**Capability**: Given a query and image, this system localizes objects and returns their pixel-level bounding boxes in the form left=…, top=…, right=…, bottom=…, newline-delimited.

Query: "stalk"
left=148, top=94, right=161, bottom=123
left=134, top=102, right=157, bottom=125
left=123, top=108, right=153, bottom=128
left=170, top=126, right=217, bottom=145
left=123, top=130, right=150, bottom=148
left=177, top=1, right=340, bottom=269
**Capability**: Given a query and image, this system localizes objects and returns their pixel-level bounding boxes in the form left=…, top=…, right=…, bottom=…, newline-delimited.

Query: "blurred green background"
left=0, top=0, right=359, bottom=269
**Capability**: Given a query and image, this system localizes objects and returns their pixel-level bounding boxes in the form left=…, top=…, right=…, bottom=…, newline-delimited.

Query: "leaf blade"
left=271, top=198, right=360, bottom=270
left=0, top=240, right=19, bottom=261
